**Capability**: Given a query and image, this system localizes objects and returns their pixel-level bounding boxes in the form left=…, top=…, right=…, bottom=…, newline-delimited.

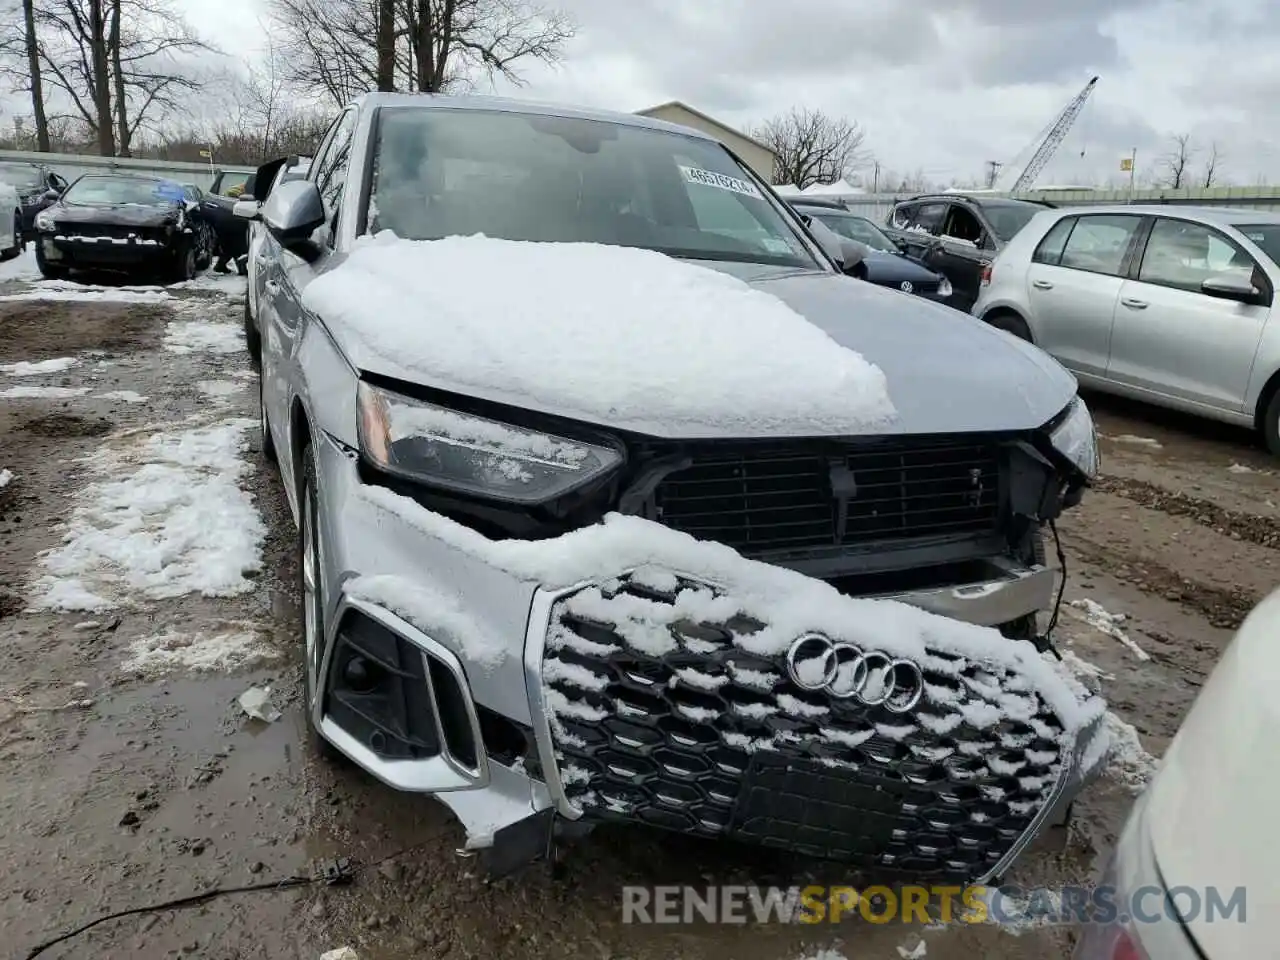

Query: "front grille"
left=650, top=439, right=1001, bottom=557
left=540, top=572, right=1065, bottom=881
left=55, top=222, right=163, bottom=243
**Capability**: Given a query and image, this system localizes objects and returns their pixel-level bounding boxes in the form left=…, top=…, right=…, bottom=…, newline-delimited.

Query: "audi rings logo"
left=785, top=635, right=925, bottom=713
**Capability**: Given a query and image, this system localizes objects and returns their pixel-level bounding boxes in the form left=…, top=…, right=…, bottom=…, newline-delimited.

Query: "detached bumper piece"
left=533, top=573, right=1084, bottom=883
left=318, top=599, right=489, bottom=791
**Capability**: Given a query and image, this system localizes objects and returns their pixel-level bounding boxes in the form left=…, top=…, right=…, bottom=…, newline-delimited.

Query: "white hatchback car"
left=1073, top=586, right=1276, bottom=959
left=972, top=206, right=1280, bottom=453
left=0, top=180, right=21, bottom=262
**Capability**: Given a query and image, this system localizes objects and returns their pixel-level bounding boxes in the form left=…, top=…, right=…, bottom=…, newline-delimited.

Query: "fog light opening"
left=344, top=655, right=381, bottom=693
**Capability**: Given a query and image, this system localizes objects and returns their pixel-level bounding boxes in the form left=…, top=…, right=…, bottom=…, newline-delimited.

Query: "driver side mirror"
left=1201, top=272, right=1264, bottom=305
left=41, top=187, right=60, bottom=202
left=260, top=179, right=326, bottom=262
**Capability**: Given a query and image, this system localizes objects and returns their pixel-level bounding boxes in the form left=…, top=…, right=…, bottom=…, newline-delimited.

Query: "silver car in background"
left=972, top=206, right=1280, bottom=453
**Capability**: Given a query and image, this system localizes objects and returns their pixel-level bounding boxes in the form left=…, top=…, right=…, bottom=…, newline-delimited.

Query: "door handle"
left=1121, top=297, right=1148, bottom=309
left=1032, top=279, right=1054, bottom=290
left=264, top=279, right=281, bottom=295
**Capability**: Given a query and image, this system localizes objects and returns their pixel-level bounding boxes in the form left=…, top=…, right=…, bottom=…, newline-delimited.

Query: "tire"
left=0, top=212, right=21, bottom=261
left=1262, top=388, right=1280, bottom=456
left=195, top=226, right=213, bottom=270
left=34, top=242, right=67, bottom=280
left=244, top=293, right=262, bottom=367
left=259, top=371, right=277, bottom=463
left=299, top=446, right=341, bottom=762
left=985, top=309, right=1033, bottom=342
left=171, top=241, right=196, bottom=283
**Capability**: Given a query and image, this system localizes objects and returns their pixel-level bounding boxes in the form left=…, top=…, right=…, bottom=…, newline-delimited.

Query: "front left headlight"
left=34, top=210, right=55, bottom=231
left=356, top=381, right=624, bottom=504
left=1049, top=396, right=1100, bottom=480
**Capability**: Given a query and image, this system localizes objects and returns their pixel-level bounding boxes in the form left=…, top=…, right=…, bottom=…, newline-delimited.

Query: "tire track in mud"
left=1092, top=475, right=1280, bottom=549
left=1069, top=534, right=1259, bottom=630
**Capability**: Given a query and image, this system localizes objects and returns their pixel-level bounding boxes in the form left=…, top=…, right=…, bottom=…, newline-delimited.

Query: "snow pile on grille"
left=30, top=418, right=266, bottom=611
left=358, top=485, right=1106, bottom=738
left=302, top=232, right=897, bottom=436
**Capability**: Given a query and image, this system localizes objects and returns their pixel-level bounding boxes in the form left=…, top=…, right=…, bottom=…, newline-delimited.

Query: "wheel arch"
left=981, top=305, right=1036, bottom=344
left=1253, top=366, right=1280, bottom=433
left=290, top=396, right=314, bottom=499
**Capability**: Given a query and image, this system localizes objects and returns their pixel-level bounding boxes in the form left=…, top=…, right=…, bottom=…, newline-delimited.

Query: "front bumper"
left=41, top=233, right=178, bottom=268
left=309, top=433, right=1105, bottom=879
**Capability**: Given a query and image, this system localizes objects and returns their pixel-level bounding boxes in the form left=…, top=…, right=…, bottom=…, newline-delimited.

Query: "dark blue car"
left=790, top=198, right=955, bottom=304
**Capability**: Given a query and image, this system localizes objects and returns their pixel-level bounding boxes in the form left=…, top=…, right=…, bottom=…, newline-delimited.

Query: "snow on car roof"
left=302, top=232, right=897, bottom=436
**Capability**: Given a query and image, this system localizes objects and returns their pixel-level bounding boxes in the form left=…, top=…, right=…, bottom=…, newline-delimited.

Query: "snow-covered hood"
left=306, top=234, right=1075, bottom=439
left=1143, top=588, right=1280, bottom=958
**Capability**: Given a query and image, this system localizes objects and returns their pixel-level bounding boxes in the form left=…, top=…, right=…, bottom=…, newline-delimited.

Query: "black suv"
left=883, top=193, right=1051, bottom=311
left=0, top=160, right=69, bottom=239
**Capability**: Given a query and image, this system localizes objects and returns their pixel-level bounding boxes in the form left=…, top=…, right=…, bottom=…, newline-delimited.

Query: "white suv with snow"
left=236, top=93, right=1107, bottom=881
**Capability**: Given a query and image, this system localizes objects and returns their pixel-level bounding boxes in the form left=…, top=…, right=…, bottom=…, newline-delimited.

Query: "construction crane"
left=1009, top=76, right=1099, bottom=194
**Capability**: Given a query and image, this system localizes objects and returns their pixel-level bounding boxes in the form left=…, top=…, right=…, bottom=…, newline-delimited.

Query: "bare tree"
left=21, top=0, right=210, bottom=156
left=271, top=0, right=573, bottom=108
left=753, top=107, right=869, bottom=190
left=1201, top=141, right=1224, bottom=188
left=1157, top=133, right=1195, bottom=189
left=22, top=0, right=50, bottom=149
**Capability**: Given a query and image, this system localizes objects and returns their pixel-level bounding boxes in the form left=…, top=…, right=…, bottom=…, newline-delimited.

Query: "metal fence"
left=823, top=186, right=1280, bottom=222
left=0, top=149, right=255, bottom=191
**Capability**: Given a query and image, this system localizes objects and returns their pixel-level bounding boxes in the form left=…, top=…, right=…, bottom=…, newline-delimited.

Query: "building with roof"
left=633, top=101, right=778, bottom=181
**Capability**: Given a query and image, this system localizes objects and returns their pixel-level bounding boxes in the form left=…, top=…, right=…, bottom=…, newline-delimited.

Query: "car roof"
left=899, top=193, right=1052, bottom=209
left=789, top=198, right=852, bottom=211
left=1046, top=204, right=1280, bottom=227
left=353, top=91, right=722, bottom=144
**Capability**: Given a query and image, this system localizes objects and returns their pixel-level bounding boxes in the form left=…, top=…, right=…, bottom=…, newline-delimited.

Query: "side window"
left=889, top=203, right=918, bottom=230
left=1032, top=217, right=1077, bottom=265
left=912, top=202, right=948, bottom=235
left=1058, top=215, right=1142, bottom=277
left=1138, top=219, right=1258, bottom=293
left=315, top=110, right=358, bottom=214
left=941, top=205, right=984, bottom=246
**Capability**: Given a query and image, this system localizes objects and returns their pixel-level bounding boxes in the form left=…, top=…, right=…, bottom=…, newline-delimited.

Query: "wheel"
left=299, top=445, right=341, bottom=761
left=195, top=226, right=213, bottom=270
left=1262, top=388, right=1280, bottom=456
left=0, top=212, right=20, bottom=261
left=171, top=241, right=196, bottom=282
left=985, top=309, right=1033, bottom=342
left=244, top=294, right=262, bottom=367
left=259, top=371, right=277, bottom=463
left=34, top=242, right=67, bottom=280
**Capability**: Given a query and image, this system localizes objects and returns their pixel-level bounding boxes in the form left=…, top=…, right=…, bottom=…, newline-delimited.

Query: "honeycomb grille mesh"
left=540, top=572, right=1066, bottom=880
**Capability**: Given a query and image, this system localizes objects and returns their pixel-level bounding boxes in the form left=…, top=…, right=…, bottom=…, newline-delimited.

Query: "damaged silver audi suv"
left=239, top=92, right=1108, bottom=882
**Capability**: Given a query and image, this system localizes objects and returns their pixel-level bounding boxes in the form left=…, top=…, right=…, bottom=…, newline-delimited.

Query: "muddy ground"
left=0, top=252, right=1269, bottom=959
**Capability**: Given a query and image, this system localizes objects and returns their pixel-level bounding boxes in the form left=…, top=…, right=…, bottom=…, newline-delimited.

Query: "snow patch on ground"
left=171, top=273, right=248, bottom=294
left=164, top=320, right=244, bottom=354
left=1, top=385, right=91, bottom=399
left=1068, top=598, right=1149, bottom=660
left=197, top=380, right=242, bottom=398
left=360, top=485, right=1105, bottom=735
left=122, top=625, right=278, bottom=675
left=29, top=418, right=266, bottom=610
left=1, top=357, right=78, bottom=376
left=303, top=232, right=897, bottom=437
left=97, top=390, right=149, bottom=403
left=0, top=247, right=40, bottom=282
left=1061, top=649, right=1157, bottom=792
left=0, top=283, right=170, bottom=303
left=0, top=468, right=11, bottom=489
left=1110, top=434, right=1163, bottom=449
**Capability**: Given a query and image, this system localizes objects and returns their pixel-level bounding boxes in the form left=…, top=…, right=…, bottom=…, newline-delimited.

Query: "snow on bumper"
left=312, top=434, right=1107, bottom=872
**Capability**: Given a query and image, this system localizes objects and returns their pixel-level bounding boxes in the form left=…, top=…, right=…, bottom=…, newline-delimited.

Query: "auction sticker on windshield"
left=679, top=165, right=762, bottom=198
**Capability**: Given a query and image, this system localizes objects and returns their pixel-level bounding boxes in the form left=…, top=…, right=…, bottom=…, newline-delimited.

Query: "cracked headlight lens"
left=357, top=381, right=624, bottom=504
left=34, top=210, right=56, bottom=231
left=1049, top=396, right=1099, bottom=480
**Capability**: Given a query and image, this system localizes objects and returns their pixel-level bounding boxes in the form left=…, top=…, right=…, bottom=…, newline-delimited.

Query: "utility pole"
left=985, top=160, right=1003, bottom=189
left=872, top=161, right=881, bottom=193
left=1128, top=147, right=1137, bottom=200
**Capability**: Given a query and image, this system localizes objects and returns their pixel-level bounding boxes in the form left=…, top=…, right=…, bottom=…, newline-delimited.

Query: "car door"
left=1024, top=213, right=1144, bottom=378
left=263, top=108, right=358, bottom=501
left=889, top=201, right=946, bottom=261
left=930, top=203, right=993, bottom=311
left=1107, top=217, right=1273, bottom=411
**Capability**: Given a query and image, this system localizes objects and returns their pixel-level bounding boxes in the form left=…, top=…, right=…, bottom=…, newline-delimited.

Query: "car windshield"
left=368, top=108, right=819, bottom=269
left=805, top=211, right=897, bottom=252
left=0, top=163, right=43, bottom=192
left=983, top=203, right=1041, bottom=241
left=1236, top=224, right=1280, bottom=265
left=63, top=176, right=180, bottom=206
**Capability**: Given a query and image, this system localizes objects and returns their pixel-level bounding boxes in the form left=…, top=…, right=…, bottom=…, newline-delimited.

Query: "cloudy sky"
left=62, top=0, right=1280, bottom=188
